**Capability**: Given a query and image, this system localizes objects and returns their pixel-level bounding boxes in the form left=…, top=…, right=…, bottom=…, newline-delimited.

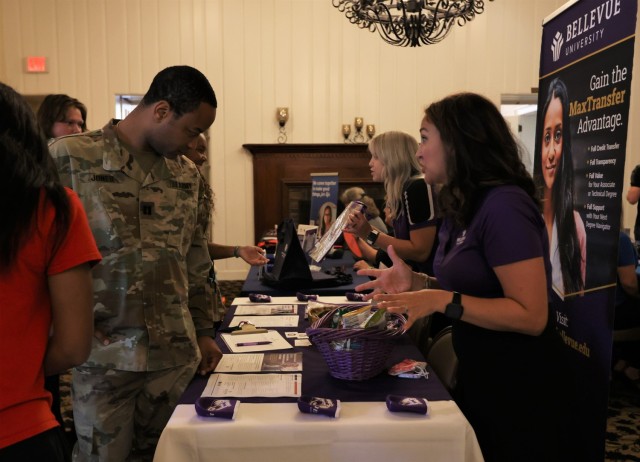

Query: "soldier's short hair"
left=141, top=66, right=217, bottom=117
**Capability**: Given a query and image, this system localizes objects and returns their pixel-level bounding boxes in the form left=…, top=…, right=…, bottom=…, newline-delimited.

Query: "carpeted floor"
left=218, top=280, right=640, bottom=461
left=606, top=375, right=640, bottom=461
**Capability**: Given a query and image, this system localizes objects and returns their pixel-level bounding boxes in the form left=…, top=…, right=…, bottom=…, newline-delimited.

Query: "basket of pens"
left=306, top=305, right=406, bottom=381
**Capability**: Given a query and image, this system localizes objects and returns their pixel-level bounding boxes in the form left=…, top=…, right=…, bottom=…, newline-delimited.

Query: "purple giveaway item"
left=195, top=397, right=240, bottom=419
left=345, top=292, right=366, bottom=302
left=385, top=395, right=429, bottom=415
left=297, top=292, right=318, bottom=302
left=249, top=293, right=271, bottom=303
left=297, top=395, right=341, bottom=418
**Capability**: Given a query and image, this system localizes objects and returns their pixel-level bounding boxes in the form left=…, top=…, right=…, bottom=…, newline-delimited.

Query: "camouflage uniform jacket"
left=49, top=120, right=214, bottom=371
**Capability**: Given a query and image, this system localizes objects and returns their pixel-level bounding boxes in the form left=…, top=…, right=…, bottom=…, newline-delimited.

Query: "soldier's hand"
left=197, top=336, right=222, bottom=375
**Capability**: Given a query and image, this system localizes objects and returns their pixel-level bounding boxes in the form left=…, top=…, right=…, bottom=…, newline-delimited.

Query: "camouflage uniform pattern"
left=71, top=365, right=195, bottom=461
left=49, top=120, right=214, bottom=460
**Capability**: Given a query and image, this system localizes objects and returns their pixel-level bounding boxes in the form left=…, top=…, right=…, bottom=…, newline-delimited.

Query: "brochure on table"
left=202, top=373, right=301, bottom=398
left=214, top=353, right=303, bottom=373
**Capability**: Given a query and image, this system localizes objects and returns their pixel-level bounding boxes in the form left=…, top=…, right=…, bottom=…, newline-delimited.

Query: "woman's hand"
left=355, top=245, right=414, bottom=297
left=373, top=290, right=444, bottom=331
left=238, top=246, right=269, bottom=266
left=343, top=210, right=371, bottom=239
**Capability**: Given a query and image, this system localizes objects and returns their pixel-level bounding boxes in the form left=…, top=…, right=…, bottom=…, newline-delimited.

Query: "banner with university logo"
left=535, top=0, right=637, bottom=459
left=309, top=173, right=339, bottom=236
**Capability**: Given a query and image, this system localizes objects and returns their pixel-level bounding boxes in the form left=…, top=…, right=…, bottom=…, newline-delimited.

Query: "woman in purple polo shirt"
left=356, top=93, right=570, bottom=462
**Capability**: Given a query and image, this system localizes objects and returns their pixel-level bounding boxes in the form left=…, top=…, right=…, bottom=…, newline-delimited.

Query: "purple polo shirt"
left=434, top=185, right=551, bottom=298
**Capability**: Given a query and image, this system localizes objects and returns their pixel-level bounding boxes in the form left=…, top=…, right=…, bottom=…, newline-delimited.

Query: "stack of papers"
left=203, top=373, right=301, bottom=398
left=214, top=353, right=303, bottom=372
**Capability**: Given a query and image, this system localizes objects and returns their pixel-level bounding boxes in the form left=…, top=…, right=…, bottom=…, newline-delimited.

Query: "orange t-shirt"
left=0, top=188, right=101, bottom=448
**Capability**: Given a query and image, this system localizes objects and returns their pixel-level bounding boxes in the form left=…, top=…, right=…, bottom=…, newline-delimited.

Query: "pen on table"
left=236, top=341, right=272, bottom=347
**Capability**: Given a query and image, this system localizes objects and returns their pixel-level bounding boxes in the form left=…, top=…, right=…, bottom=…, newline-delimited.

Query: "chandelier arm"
left=332, top=0, right=492, bottom=47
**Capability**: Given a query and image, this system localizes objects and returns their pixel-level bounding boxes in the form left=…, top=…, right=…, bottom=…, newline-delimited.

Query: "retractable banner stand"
left=309, top=173, right=339, bottom=237
left=535, top=1, right=637, bottom=459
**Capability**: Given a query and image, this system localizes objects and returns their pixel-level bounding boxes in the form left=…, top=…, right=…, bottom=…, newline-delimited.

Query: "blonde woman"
left=344, top=131, right=438, bottom=274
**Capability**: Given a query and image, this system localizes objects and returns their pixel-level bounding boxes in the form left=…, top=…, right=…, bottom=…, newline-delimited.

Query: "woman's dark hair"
left=424, top=92, right=537, bottom=228
left=141, top=66, right=218, bottom=116
left=36, top=94, right=88, bottom=138
left=321, top=205, right=332, bottom=235
left=0, top=82, right=70, bottom=270
left=536, top=78, right=583, bottom=293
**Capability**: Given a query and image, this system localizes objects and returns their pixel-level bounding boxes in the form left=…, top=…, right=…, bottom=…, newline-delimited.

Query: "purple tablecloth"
left=180, top=304, right=452, bottom=404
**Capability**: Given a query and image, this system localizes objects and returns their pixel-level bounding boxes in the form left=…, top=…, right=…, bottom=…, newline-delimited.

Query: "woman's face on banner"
left=323, top=206, right=332, bottom=225
left=541, top=96, right=564, bottom=190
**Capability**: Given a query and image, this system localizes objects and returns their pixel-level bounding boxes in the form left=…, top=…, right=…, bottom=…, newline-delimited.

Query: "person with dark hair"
left=0, top=82, right=101, bottom=461
left=355, top=93, right=570, bottom=461
left=49, top=65, right=221, bottom=461
left=36, top=95, right=90, bottom=443
left=36, top=94, right=88, bottom=140
left=537, top=78, right=586, bottom=298
left=319, top=204, right=334, bottom=236
left=183, top=133, right=268, bottom=324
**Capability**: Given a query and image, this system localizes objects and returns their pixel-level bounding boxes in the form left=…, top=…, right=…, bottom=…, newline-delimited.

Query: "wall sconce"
left=277, top=107, right=289, bottom=144
left=343, top=117, right=374, bottom=144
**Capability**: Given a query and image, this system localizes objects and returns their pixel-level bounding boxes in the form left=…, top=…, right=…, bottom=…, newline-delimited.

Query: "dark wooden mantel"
left=243, top=143, right=378, bottom=240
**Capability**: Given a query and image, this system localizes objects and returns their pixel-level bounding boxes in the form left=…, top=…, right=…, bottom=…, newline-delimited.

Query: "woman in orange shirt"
left=0, top=82, right=101, bottom=461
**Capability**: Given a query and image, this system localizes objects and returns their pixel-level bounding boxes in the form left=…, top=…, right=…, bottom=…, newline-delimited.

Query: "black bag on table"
left=260, top=219, right=351, bottom=289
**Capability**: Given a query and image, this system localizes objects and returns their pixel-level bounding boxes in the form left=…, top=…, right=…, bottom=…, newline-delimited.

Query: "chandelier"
left=332, top=0, right=492, bottom=47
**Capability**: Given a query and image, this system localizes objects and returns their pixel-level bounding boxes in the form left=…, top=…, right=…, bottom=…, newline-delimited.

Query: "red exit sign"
left=26, top=56, right=47, bottom=73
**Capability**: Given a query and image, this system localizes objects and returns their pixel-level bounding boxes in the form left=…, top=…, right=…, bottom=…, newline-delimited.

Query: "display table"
left=155, top=401, right=483, bottom=462
left=154, top=297, right=484, bottom=462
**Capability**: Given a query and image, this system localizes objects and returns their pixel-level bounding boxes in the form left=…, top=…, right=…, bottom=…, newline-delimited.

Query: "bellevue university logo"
left=551, top=31, right=564, bottom=62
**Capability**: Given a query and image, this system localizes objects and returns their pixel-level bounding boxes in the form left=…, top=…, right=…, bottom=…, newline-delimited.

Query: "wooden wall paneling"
left=259, top=1, right=277, bottom=144
left=340, top=16, right=359, bottom=126
left=327, top=4, right=343, bottom=143
left=178, top=0, right=195, bottom=65
left=466, top=7, right=490, bottom=96
left=33, top=0, right=58, bottom=93
left=19, top=0, right=37, bottom=93
left=244, top=0, right=263, bottom=143
left=54, top=0, right=78, bottom=95
left=311, top=0, right=330, bottom=143
left=377, top=38, right=400, bottom=134
left=140, top=0, right=160, bottom=85
left=291, top=0, right=313, bottom=142
left=358, top=22, right=379, bottom=135
left=105, top=0, right=129, bottom=101
left=71, top=0, right=91, bottom=110
left=85, top=1, right=109, bottom=125
left=273, top=0, right=292, bottom=142
left=124, top=0, right=144, bottom=93
left=157, top=0, right=181, bottom=70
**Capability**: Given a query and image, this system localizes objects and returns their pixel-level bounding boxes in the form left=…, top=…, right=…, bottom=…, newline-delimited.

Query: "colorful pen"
left=236, top=341, right=272, bottom=346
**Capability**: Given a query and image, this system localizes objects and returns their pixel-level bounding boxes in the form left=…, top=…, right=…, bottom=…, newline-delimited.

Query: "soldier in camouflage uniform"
left=49, top=66, right=221, bottom=462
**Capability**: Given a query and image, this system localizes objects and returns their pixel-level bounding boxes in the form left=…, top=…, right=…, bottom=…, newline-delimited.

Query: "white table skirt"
left=154, top=401, right=484, bottom=462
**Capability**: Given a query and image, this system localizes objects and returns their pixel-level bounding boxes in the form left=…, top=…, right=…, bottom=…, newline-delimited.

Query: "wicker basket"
left=306, top=306, right=406, bottom=381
